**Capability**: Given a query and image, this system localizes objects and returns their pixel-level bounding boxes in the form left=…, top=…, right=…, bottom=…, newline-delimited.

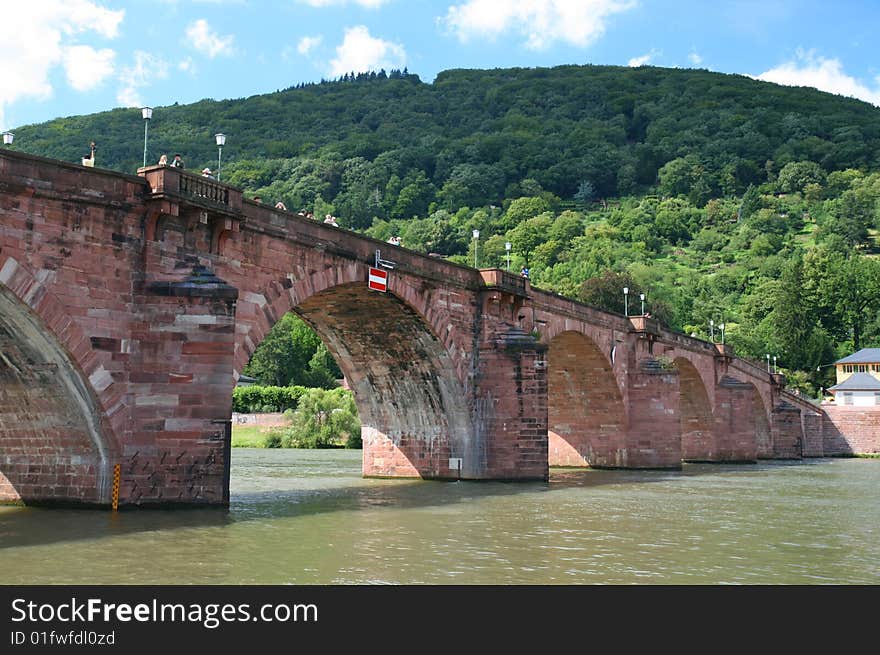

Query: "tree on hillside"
left=578, top=270, right=638, bottom=316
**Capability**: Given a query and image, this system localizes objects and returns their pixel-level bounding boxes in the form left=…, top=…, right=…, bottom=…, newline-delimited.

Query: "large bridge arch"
left=233, top=264, right=476, bottom=479
left=546, top=330, right=625, bottom=467
left=0, top=283, right=116, bottom=505
left=675, top=357, right=716, bottom=462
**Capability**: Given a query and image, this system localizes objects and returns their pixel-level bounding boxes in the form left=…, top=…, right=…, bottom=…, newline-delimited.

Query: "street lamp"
left=2, top=132, right=13, bottom=146
left=214, top=133, right=226, bottom=181
left=141, top=107, right=152, bottom=168
left=623, top=287, right=629, bottom=316
left=640, top=292, right=645, bottom=316
left=505, top=241, right=512, bottom=272
left=719, top=322, right=725, bottom=345
left=472, top=229, right=480, bottom=268
left=710, top=319, right=715, bottom=342
left=773, top=355, right=777, bottom=374
left=766, top=353, right=771, bottom=372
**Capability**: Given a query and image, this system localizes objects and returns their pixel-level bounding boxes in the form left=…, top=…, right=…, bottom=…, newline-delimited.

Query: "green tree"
left=578, top=270, right=638, bottom=316
left=244, top=313, right=339, bottom=388
left=507, top=213, right=553, bottom=266
left=776, top=160, right=826, bottom=194
left=283, top=388, right=361, bottom=448
left=501, top=196, right=550, bottom=230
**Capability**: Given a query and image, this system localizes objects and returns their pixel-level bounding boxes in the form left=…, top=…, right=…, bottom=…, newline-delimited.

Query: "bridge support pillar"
left=801, top=411, right=825, bottom=457
left=769, top=402, right=803, bottom=459
left=712, top=376, right=758, bottom=462
left=476, top=326, right=548, bottom=480
left=120, top=266, right=238, bottom=506
left=620, top=358, right=681, bottom=469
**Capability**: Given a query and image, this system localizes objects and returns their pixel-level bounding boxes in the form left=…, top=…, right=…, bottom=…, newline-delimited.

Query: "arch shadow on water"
left=0, top=453, right=835, bottom=551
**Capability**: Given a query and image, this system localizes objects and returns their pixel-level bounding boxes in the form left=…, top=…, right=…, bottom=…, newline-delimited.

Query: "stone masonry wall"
left=822, top=405, right=880, bottom=455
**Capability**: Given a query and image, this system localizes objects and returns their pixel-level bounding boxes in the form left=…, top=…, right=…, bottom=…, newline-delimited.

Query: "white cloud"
left=688, top=51, right=703, bottom=66
left=298, top=35, right=323, bottom=55
left=117, top=51, right=170, bottom=108
left=300, top=0, right=390, bottom=7
left=756, top=49, right=880, bottom=107
left=0, top=2, right=124, bottom=127
left=328, top=26, right=406, bottom=77
left=441, top=0, right=637, bottom=50
left=627, top=52, right=653, bottom=67
left=62, top=46, right=116, bottom=91
left=185, top=19, right=236, bottom=58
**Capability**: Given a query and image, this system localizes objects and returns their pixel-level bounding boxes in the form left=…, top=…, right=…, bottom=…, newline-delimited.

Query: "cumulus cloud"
left=117, top=51, right=170, bottom=108
left=756, top=49, right=880, bottom=107
left=298, top=35, right=323, bottom=55
left=62, top=46, right=117, bottom=92
left=328, top=26, right=406, bottom=77
left=688, top=51, right=703, bottom=66
left=0, top=2, right=124, bottom=127
left=185, top=19, right=236, bottom=58
left=441, top=0, right=637, bottom=50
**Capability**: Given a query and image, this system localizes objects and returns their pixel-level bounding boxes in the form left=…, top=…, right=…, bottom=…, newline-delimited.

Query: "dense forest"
left=10, top=64, right=880, bottom=397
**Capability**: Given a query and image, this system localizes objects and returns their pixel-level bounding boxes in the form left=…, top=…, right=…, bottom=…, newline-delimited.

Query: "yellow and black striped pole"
left=111, top=463, right=120, bottom=511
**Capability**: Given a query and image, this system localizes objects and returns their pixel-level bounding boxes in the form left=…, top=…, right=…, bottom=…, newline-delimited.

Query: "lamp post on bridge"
left=640, top=292, right=645, bottom=316
left=141, top=107, right=152, bottom=168
left=505, top=241, right=512, bottom=272
left=472, top=229, right=480, bottom=268
left=2, top=132, right=13, bottom=146
left=623, top=287, right=629, bottom=316
left=710, top=319, right=715, bottom=342
left=766, top=353, right=771, bottom=372
left=215, top=133, right=226, bottom=181
left=773, top=355, right=778, bottom=374
left=719, top=322, right=725, bottom=345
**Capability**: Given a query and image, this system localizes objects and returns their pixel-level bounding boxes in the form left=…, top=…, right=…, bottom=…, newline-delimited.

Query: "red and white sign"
left=368, top=266, right=388, bottom=292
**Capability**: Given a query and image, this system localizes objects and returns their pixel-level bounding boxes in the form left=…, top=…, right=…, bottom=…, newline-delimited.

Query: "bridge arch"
left=675, top=357, right=716, bottom=462
left=0, top=282, right=116, bottom=505
left=546, top=330, right=626, bottom=467
left=234, top=266, right=475, bottom=479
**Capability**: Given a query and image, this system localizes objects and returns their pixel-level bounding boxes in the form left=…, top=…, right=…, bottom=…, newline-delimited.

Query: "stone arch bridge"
left=0, top=151, right=828, bottom=507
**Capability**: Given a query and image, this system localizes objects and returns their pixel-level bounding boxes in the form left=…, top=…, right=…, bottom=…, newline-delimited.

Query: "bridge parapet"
left=628, top=315, right=661, bottom=335
left=479, top=269, right=529, bottom=297
left=138, top=165, right=242, bottom=217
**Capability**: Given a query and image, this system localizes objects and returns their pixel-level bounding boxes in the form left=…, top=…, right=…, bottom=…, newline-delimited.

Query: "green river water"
left=1, top=450, right=877, bottom=584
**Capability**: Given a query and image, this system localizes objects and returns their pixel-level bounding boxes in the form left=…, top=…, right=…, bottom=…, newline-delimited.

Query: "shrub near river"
left=232, top=387, right=361, bottom=449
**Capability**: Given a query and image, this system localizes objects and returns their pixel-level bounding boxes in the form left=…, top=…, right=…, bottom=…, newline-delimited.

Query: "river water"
left=1, top=450, right=877, bottom=584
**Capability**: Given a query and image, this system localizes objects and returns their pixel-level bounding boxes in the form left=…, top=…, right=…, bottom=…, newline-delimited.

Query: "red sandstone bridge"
left=0, top=150, right=857, bottom=508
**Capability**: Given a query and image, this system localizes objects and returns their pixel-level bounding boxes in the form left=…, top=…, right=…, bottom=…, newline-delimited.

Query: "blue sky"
left=2, top=0, right=879, bottom=131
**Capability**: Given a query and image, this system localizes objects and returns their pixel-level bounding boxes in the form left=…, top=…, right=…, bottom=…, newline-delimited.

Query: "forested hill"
left=9, top=65, right=880, bottom=396
left=11, top=64, right=880, bottom=203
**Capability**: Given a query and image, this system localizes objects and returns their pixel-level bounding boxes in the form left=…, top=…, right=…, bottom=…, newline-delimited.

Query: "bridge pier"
left=475, top=326, right=548, bottom=480
left=711, top=376, right=759, bottom=462
left=769, top=403, right=803, bottom=459
left=618, top=357, right=681, bottom=469
left=119, top=265, right=237, bottom=506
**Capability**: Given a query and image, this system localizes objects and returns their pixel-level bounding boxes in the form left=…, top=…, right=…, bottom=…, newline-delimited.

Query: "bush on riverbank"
left=232, top=385, right=308, bottom=413
left=232, top=387, right=361, bottom=449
